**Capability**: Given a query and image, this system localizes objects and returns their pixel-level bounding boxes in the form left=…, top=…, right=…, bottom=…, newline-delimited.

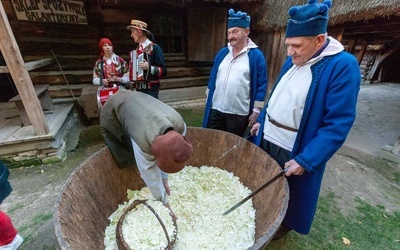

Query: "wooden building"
left=1, top=0, right=399, bottom=166
left=0, top=0, right=261, bottom=166
left=251, top=0, right=400, bottom=87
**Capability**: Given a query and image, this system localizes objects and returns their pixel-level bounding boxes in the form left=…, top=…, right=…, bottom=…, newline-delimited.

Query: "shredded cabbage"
left=104, top=165, right=255, bottom=249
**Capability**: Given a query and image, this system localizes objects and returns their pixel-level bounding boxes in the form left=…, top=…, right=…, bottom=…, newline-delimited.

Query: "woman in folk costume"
left=92, top=38, right=129, bottom=87
left=123, top=20, right=167, bottom=99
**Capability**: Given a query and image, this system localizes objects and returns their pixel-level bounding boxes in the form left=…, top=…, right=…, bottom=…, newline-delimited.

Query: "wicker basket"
left=116, top=199, right=177, bottom=250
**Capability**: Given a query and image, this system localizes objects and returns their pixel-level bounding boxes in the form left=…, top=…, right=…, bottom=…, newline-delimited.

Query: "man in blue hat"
left=250, top=0, right=361, bottom=239
left=203, top=9, right=267, bottom=137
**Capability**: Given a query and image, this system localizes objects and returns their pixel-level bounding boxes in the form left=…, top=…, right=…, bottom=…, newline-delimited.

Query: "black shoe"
left=272, top=224, right=292, bottom=240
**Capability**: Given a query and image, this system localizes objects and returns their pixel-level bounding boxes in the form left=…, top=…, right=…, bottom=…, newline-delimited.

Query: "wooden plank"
left=188, top=7, right=226, bottom=61
left=0, top=116, right=13, bottom=128
left=0, top=139, right=51, bottom=155
left=0, top=65, right=9, bottom=73
left=267, top=30, right=286, bottom=92
left=9, top=84, right=54, bottom=126
left=9, top=84, right=49, bottom=101
left=9, top=20, right=100, bottom=39
left=0, top=118, right=21, bottom=142
left=46, top=104, right=73, bottom=137
left=328, top=25, right=344, bottom=42
left=32, top=104, right=73, bottom=140
left=0, top=0, right=49, bottom=135
left=18, top=103, right=72, bottom=142
left=368, top=46, right=398, bottom=81
left=5, top=123, right=35, bottom=144
left=0, top=103, right=73, bottom=147
left=346, top=39, right=357, bottom=53
left=357, top=40, right=368, bottom=65
left=19, top=110, right=58, bottom=142
left=0, top=101, right=16, bottom=111
left=1, top=58, right=55, bottom=74
left=161, top=76, right=209, bottom=89
left=25, top=58, right=55, bottom=71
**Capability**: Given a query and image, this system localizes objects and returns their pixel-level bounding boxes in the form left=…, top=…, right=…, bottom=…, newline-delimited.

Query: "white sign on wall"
left=11, top=0, right=87, bottom=25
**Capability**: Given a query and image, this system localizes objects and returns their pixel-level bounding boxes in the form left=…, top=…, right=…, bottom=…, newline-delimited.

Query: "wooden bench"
left=9, top=84, right=54, bottom=126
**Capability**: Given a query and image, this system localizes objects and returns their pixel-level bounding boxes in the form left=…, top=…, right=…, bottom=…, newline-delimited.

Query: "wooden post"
left=346, top=39, right=357, bottom=53
left=0, top=1, right=49, bottom=135
left=267, top=30, right=287, bottom=94
left=328, top=25, right=344, bottom=42
left=357, top=40, right=368, bottom=65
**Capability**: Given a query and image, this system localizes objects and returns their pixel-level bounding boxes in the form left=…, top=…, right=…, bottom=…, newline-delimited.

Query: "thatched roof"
left=203, top=0, right=260, bottom=2
left=254, top=0, right=400, bottom=31
left=96, top=0, right=260, bottom=4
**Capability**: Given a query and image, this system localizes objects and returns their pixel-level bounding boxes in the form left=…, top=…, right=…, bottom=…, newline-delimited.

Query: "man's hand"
left=250, top=122, right=260, bottom=136
left=248, top=112, right=259, bottom=126
left=163, top=179, right=171, bottom=196
left=284, top=159, right=305, bottom=176
left=139, top=59, right=149, bottom=70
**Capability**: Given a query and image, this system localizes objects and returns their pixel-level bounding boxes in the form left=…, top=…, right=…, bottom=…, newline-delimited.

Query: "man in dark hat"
left=122, top=19, right=167, bottom=99
left=250, top=0, right=361, bottom=239
left=100, top=89, right=193, bottom=215
left=202, top=9, right=267, bottom=137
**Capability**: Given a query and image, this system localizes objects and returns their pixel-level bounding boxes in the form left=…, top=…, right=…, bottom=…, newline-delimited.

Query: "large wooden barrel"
left=55, top=127, right=289, bottom=249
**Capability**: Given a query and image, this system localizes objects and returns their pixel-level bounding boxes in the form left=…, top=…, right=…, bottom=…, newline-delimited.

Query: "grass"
left=176, top=108, right=400, bottom=250
left=19, top=213, right=53, bottom=243
left=176, top=107, right=204, bottom=127
left=267, top=193, right=400, bottom=249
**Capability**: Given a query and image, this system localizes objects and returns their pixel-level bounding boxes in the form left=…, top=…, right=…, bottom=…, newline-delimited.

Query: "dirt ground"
left=2, top=83, right=400, bottom=250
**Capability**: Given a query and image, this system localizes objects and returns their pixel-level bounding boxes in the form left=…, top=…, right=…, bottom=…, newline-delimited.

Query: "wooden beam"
left=367, top=45, right=399, bottom=81
left=346, top=39, right=357, bottom=53
left=0, top=1, right=48, bottom=135
left=328, top=25, right=344, bottom=42
left=25, top=58, right=55, bottom=71
left=357, top=40, right=368, bottom=65
left=0, top=58, right=55, bottom=73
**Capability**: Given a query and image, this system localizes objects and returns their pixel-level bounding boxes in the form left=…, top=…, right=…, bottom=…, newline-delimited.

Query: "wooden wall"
left=1, top=0, right=216, bottom=101
left=253, top=30, right=287, bottom=96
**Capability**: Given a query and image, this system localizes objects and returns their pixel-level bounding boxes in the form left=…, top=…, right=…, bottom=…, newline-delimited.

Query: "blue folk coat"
left=0, top=161, right=12, bottom=204
left=202, top=47, right=267, bottom=127
left=254, top=51, right=361, bottom=234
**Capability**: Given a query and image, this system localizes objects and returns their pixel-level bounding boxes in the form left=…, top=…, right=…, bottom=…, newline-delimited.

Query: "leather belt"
left=267, top=114, right=299, bottom=132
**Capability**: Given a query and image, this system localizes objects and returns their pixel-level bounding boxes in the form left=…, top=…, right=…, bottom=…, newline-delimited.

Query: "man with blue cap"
left=250, top=0, right=361, bottom=239
left=203, top=9, right=267, bottom=137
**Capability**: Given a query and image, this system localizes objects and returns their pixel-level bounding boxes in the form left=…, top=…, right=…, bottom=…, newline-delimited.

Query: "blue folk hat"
left=227, top=9, right=250, bottom=29
left=286, top=0, right=332, bottom=37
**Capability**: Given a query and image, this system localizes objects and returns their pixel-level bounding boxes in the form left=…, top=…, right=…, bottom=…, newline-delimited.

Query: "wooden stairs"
left=26, top=53, right=211, bottom=105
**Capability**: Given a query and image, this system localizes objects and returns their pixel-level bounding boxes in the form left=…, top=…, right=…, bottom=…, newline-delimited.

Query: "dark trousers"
left=101, top=128, right=135, bottom=169
left=207, top=109, right=249, bottom=137
left=261, top=138, right=291, bottom=168
left=261, top=138, right=292, bottom=231
left=0, top=163, right=11, bottom=204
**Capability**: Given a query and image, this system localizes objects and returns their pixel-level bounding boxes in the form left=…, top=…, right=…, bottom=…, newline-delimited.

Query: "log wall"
left=2, top=0, right=213, bottom=101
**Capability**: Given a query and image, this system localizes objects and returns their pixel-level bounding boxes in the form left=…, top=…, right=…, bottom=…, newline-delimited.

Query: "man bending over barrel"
left=100, top=89, right=193, bottom=216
